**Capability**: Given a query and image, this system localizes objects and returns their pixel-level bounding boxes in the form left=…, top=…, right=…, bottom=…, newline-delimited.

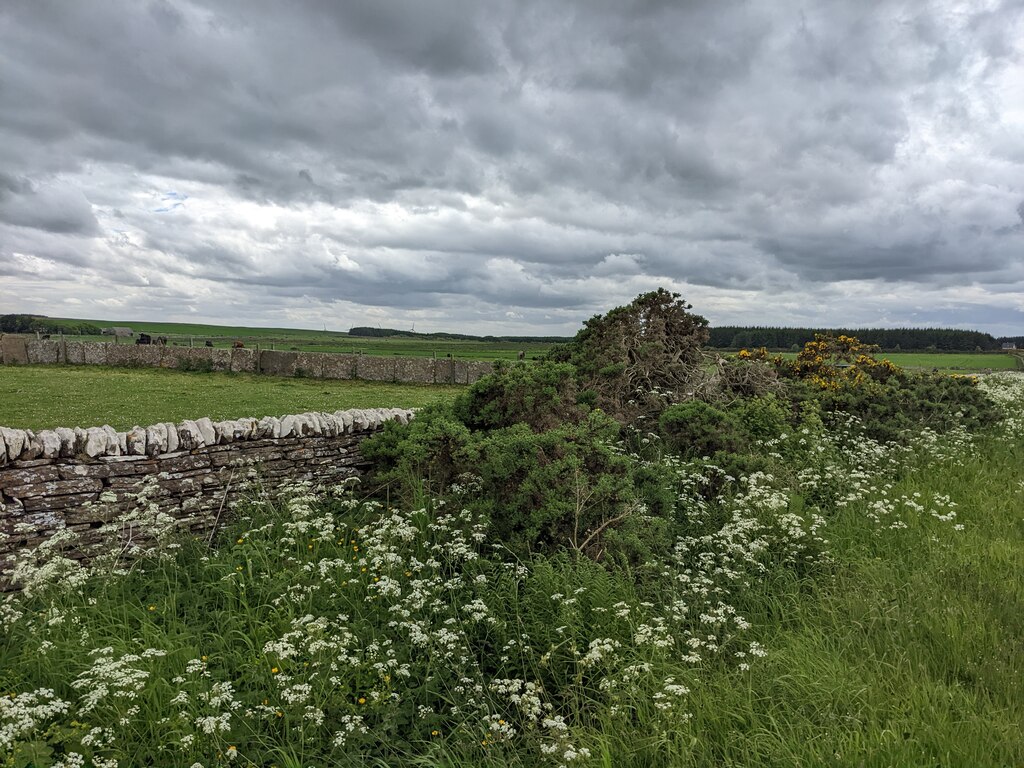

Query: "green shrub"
left=452, top=361, right=585, bottom=432
left=729, top=393, right=791, bottom=442
left=361, top=405, right=475, bottom=503
left=472, top=410, right=633, bottom=557
left=658, top=401, right=747, bottom=458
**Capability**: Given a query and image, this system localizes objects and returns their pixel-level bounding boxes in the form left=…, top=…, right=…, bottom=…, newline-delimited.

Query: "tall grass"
left=2, top=378, right=1022, bottom=766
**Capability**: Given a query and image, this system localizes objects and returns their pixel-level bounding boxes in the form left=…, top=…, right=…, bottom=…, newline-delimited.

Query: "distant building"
left=102, top=327, right=134, bottom=337
left=1001, top=342, right=1017, bottom=351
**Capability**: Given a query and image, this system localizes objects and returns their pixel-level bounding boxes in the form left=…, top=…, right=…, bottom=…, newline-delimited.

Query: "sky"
left=1, top=0, right=1023, bottom=336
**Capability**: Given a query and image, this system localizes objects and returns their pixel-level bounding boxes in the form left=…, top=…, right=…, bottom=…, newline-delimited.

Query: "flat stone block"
left=63, top=341, right=87, bottom=364
left=322, top=354, right=357, bottom=379
left=22, top=491, right=102, bottom=512
left=355, top=355, right=396, bottom=382
left=1, top=335, right=29, bottom=365
left=294, top=352, right=325, bottom=378
left=82, top=343, right=107, bottom=365
left=0, top=466, right=61, bottom=489
left=396, top=357, right=436, bottom=384
left=259, top=350, right=298, bottom=376
left=230, top=348, right=257, bottom=373
left=211, top=348, right=231, bottom=371
left=6, top=477, right=104, bottom=498
left=26, top=340, right=59, bottom=364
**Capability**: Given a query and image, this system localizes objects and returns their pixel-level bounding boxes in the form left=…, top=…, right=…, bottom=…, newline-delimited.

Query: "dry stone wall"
left=0, top=407, right=413, bottom=578
left=0, top=335, right=496, bottom=385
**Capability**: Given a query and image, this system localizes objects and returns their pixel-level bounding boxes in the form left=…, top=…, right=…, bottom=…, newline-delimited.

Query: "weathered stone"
left=467, top=360, right=496, bottom=384
left=7, top=478, right=104, bottom=498
left=210, top=348, right=232, bottom=371
left=355, top=355, right=396, bottom=382
left=294, top=352, right=325, bottom=378
left=26, top=340, right=60, bottom=365
left=37, top=430, right=61, bottom=459
left=65, top=504, right=119, bottom=525
left=334, top=411, right=354, bottom=432
left=103, top=457, right=158, bottom=477
left=322, top=354, right=357, bottom=379
left=82, top=343, right=107, bottom=366
left=72, top=427, right=88, bottom=455
left=255, top=416, right=277, bottom=438
left=177, top=420, right=203, bottom=450
left=0, top=335, right=29, bottom=365
left=83, top=427, right=110, bottom=458
left=230, top=348, right=257, bottom=373
left=163, top=423, right=180, bottom=453
left=259, top=350, right=298, bottom=376
left=9, top=458, right=54, bottom=468
left=126, top=427, right=146, bottom=455
left=0, top=428, right=28, bottom=462
left=63, top=341, right=86, bottom=364
left=0, top=466, right=61, bottom=488
left=22, top=491, right=102, bottom=512
left=195, top=418, right=217, bottom=446
left=19, top=431, right=43, bottom=461
left=102, top=425, right=122, bottom=456
left=157, top=454, right=211, bottom=473
left=145, top=424, right=168, bottom=456
left=280, top=414, right=300, bottom=438
left=58, top=464, right=110, bottom=480
left=397, top=356, right=436, bottom=384
left=55, top=428, right=77, bottom=458
left=214, top=420, right=235, bottom=444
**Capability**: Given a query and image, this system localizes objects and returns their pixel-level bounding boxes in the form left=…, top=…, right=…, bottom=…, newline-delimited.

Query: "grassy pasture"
left=39, top=316, right=557, bottom=360
left=0, top=365, right=457, bottom=431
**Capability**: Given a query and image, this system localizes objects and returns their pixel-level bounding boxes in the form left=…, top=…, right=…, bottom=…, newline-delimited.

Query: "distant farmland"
left=27, top=317, right=560, bottom=361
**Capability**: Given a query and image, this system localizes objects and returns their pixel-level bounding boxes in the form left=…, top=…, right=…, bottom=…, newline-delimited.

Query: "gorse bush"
left=451, top=361, right=585, bottom=432
left=658, top=401, right=747, bottom=459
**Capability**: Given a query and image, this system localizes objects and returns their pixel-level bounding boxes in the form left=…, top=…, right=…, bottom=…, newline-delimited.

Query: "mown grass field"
left=0, top=366, right=458, bottom=431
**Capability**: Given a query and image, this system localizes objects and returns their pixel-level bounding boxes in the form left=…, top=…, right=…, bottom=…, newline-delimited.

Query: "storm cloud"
left=1, top=0, right=1023, bottom=334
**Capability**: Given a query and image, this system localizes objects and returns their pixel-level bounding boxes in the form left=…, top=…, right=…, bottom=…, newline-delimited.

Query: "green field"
left=37, top=316, right=558, bottom=361
left=0, top=365, right=457, bottom=431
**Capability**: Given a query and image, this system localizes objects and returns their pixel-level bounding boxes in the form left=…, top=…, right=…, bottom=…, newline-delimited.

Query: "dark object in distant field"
left=205, top=340, right=214, bottom=347
left=136, top=334, right=168, bottom=346
left=232, top=340, right=245, bottom=348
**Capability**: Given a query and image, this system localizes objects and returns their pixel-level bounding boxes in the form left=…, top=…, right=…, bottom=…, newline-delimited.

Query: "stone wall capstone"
left=0, top=407, right=414, bottom=577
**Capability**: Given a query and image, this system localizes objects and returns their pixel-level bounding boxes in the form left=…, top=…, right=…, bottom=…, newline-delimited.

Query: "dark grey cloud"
left=1, top=0, right=1023, bottom=334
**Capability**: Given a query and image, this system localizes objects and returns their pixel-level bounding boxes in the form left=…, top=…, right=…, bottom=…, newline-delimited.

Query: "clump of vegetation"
left=548, top=288, right=710, bottom=421
left=740, top=334, right=1002, bottom=442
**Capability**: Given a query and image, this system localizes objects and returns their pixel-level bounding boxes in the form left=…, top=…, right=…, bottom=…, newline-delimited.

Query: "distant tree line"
left=708, top=326, right=1009, bottom=352
left=347, top=327, right=572, bottom=344
left=0, top=314, right=102, bottom=336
